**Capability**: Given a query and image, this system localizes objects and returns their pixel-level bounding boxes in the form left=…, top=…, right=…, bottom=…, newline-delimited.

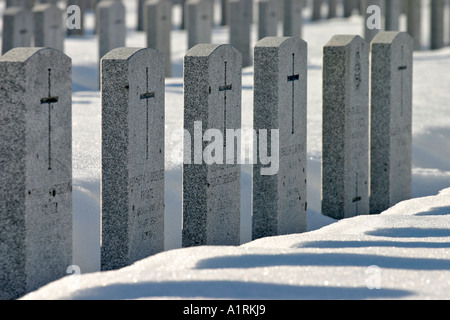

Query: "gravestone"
left=370, top=32, right=413, bottom=215
left=97, top=0, right=126, bottom=60
left=33, top=3, right=65, bottom=52
left=101, top=47, right=165, bottom=271
left=2, top=6, right=33, bottom=54
left=0, top=47, right=72, bottom=300
left=221, top=0, right=227, bottom=25
left=283, top=0, right=303, bottom=38
left=344, top=0, right=357, bottom=18
left=312, top=0, right=322, bottom=21
left=385, top=0, right=402, bottom=30
left=180, top=0, right=186, bottom=29
left=407, top=0, right=421, bottom=50
left=253, top=37, right=307, bottom=239
left=430, top=0, right=444, bottom=49
left=183, top=44, right=242, bottom=247
left=186, top=0, right=212, bottom=49
left=145, top=0, right=172, bottom=77
left=6, top=0, right=36, bottom=8
left=322, top=35, right=370, bottom=220
left=137, top=0, right=146, bottom=31
left=229, top=0, right=253, bottom=67
left=343, top=0, right=356, bottom=17
left=258, top=0, right=279, bottom=40
left=328, top=0, right=338, bottom=18
left=210, top=0, right=215, bottom=26
left=363, top=0, right=381, bottom=42
left=67, top=0, right=86, bottom=36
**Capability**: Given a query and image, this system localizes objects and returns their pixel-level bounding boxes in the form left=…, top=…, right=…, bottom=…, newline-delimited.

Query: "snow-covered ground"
left=22, top=188, right=450, bottom=300
left=3, top=1, right=449, bottom=299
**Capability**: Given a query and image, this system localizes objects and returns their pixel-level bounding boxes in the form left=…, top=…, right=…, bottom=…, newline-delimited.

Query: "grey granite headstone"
left=430, top=0, right=445, bottom=50
left=229, top=0, right=253, bottom=67
left=385, top=0, right=401, bottom=30
left=406, top=0, right=421, bottom=51
left=253, top=37, right=307, bottom=239
left=363, top=0, right=381, bottom=42
left=343, top=0, right=356, bottom=17
left=312, top=0, right=322, bottom=21
left=180, top=0, right=186, bottom=29
left=370, top=32, right=413, bottom=215
left=322, top=35, right=370, bottom=220
left=97, top=0, right=126, bottom=60
left=137, top=0, right=146, bottom=31
left=67, top=0, right=86, bottom=36
left=221, top=0, right=227, bottom=25
left=39, top=0, right=58, bottom=4
left=328, top=0, right=338, bottom=18
left=145, top=0, right=172, bottom=77
left=258, top=0, right=279, bottom=40
left=101, top=47, right=165, bottom=271
left=0, top=47, right=72, bottom=300
left=186, top=0, right=212, bottom=49
left=210, top=0, right=215, bottom=26
left=183, top=44, right=242, bottom=247
left=282, top=0, right=303, bottom=38
left=6, top=0, right=36, bottom=9
left=1, top=6, right=33, bottom=54
left=33, top=3, right=65, bottom=52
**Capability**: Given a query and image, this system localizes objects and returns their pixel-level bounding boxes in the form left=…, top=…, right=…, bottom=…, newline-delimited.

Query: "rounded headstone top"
left=255, top=37, right=307, bottom=54
left=324, top=35, right=365, bottom=48
left=97, top=0, right=124, bottom=9
left=102, top=47, right=147, bottom=61
left=255, top=37, right=304, bottom=48
left=101, top=47, right=164, bottom=61
left=0, top=47, right=69, bottom=63
left=33, top=2, right=62, bottom=12
left=371, top=31, right=413, bottom=45
left=185, top=44, right=241, bottom=59
left=3, top=6, right=25, bottom=15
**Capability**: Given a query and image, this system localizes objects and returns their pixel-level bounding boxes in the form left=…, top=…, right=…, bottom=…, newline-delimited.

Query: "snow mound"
left=22, top=190, right=450, bottom=300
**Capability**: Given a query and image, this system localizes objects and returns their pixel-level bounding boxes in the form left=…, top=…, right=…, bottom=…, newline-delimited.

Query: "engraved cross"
left=40, top=69, right=59, bottom=171
left=397, top=46, right=408, bottom=117
left=287, top=53, right=299, bottom=135
left=140, top=67, right=156, bottom=160
left=219, top=61, right=232, bottom=147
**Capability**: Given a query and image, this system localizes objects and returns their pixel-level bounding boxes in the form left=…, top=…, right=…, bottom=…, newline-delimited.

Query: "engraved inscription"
left=27, top=182, right=71, bottom=215
left=281, top=143, right=304, bottom=157
left=129, top=170, right=164, bottom=243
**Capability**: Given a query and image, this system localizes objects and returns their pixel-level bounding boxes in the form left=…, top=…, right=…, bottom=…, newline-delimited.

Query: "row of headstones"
left=99, top=0, right=304, bottom=74
left=1, top=0, right=307, bottom=76
left=1, top=0, right=302, bottom=87
left=2, top=0, right=165, bottom=75
left=3, top=0, right=100, bottom=35
left=98, top=0, right=450, bottom=57
left=2, top=0, right=447, bottom=73
left=2, top=0, right=66, bottom=54
left=1, top=0, right=124, bottom=59
left=180, top=0, right=450, bottom=53
left=364, top=0, right=450, bottom=50
left=176, top=0, right=366, bottom=28
left=130, top=0, right=450, bottom=75
left=0, top=31, right=412, bottom=299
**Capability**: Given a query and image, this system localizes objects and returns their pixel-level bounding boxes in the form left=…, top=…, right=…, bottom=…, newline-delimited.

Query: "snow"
left=22, top=189, right=450, bottom=300
left=4, top=1, right=450, bottom=299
